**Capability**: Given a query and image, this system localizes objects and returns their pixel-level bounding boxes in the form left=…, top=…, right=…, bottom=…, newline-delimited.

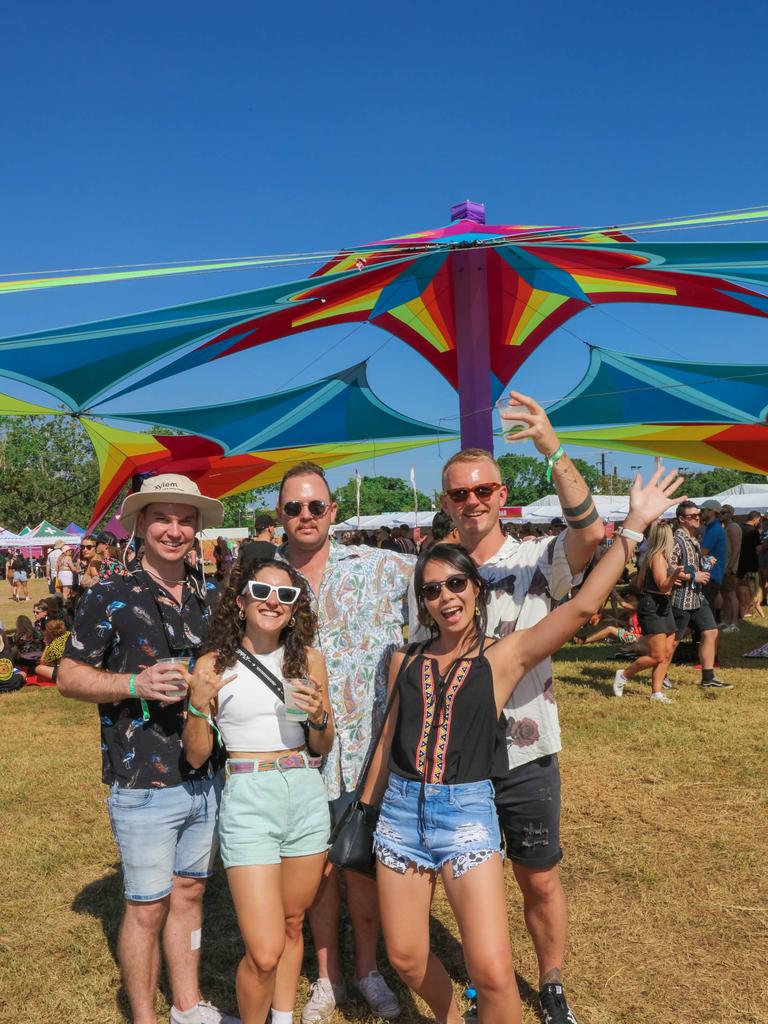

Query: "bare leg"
left=650, top=635, right=676, bottom=694
left=345, top=869, right=381, bottom=979
left=162, top=875, right=205, bottom=1012
left=377, top=863, right=461, bottom=1024
left=118, top=898, right=169, bottom=1024
left=624, top=633, right=668, bottom=690
left=227, top=864, right=286, bottom=1024
left=273, top=854, right=327, bottom=1012
left=307, top=864, right=343, bottom=984
left=698, top=628, right=717, bottom=671
left=443, top=856, right=521, bottom=1024
left=512, top=862, right=567, bottom=990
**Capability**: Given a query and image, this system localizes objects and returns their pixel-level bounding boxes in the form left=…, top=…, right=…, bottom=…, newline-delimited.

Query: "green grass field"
left=1, top=580, right=766, bottom=1024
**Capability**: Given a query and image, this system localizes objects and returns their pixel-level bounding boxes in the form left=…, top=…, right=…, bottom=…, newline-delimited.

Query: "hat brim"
left=118, top=492, right=224, bottom=534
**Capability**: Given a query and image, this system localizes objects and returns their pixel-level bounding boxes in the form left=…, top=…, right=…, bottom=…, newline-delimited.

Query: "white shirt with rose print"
left=479, top=532, right=582, bottom=772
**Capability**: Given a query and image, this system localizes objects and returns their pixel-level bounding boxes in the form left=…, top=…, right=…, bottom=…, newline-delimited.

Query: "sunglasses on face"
left=81, top=544, right=95, bottom=550
left=682, top=513, right=701, bottom=521
left=243, top=580, right=301, bottom=605
left=420, top=574, right=470, bottom=601
left=444, top=482, right=502, bottom=504
left=282, top=499, right=330, bottom=518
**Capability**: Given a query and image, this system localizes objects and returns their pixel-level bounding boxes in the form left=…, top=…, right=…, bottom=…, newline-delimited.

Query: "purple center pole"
left=450, top=202, right=494, bottom=452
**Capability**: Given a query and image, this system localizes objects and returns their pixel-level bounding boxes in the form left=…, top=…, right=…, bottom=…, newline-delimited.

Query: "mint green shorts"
left=219, top=764, right=330, bottom=867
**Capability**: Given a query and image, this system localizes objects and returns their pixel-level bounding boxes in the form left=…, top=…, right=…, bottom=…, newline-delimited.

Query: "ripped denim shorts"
left=373, top=772, right=503, bottom=880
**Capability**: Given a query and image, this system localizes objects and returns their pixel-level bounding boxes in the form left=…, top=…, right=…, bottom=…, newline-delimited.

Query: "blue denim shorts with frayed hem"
left=373, top=773, right=503, bottom=880
left=107, top=775, right=221, bottom=902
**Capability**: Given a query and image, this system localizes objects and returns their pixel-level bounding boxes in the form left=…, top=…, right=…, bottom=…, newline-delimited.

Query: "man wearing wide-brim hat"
left=46, top=538, right=65, bottom=594
left=59, top=475, right=239, bottom=1024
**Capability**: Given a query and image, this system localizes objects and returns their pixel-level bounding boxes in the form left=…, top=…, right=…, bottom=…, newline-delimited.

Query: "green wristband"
left=188, top=701, right=223, bottom=748
left=545, top=445, right=566, bottom=483
left=128, top=673, right=150, bottom=723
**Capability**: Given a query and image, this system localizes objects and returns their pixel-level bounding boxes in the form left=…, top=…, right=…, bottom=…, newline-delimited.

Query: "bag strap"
left=353, top=642, right=421, bottom=800
left=236, top=646, right=286, bottom=703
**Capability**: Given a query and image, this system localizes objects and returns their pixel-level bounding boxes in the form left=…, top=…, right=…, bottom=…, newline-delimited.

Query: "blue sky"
left=3, top=1, right=768, bottom=500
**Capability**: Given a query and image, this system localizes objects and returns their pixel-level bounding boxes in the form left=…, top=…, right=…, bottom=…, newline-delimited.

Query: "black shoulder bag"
left=328, top=643, right=419, bottom=876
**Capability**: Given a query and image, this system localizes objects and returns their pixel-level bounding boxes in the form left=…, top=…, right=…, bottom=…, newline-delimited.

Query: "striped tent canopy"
left=546, top=346, right=768, bottom=428
left=81, top=418, right=453, bottom=529
left=2, top=217, right=768, bottom=409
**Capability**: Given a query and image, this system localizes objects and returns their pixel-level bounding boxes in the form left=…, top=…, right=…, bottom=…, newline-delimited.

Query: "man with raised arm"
left=439, top=392, right=605, bottom=1024
left=275, top=462, right=413, bottom=1024
left=58, top=475, right=238, bottom=1024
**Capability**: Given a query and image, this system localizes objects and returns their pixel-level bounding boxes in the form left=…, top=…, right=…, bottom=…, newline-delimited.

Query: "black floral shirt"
left=63, top=568, right=219, bottom=789
left=670, top=528, right=702, bottom=610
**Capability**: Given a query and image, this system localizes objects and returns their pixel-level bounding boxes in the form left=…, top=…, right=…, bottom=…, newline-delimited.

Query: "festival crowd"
left=3, top=394, right=754, bottom=1024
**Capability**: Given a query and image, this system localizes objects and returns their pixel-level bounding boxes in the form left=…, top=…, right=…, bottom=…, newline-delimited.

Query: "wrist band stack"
left=128, top=673, right=151, bottom=722
left=545, top=445, right=566, bottom=483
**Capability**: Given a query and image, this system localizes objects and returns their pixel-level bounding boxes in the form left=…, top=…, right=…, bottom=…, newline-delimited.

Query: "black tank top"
left=389, top=644, right=499, bottom=785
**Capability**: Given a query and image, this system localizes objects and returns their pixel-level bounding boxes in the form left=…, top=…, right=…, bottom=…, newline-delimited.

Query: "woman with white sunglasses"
left=183, top=556, right=334, bottom=1024
left=362, top=469, right=684, bottom=1024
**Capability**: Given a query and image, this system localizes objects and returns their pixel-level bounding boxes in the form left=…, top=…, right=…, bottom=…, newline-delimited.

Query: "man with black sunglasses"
left=276, top=462, right=413, bottom=1024
left=58, top=474, right=239, bottom=1024
left=438, top=391, right=604, bottom=1024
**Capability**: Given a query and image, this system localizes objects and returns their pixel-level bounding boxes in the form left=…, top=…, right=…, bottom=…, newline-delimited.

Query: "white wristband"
left=617, top=526, right=644, bottom=543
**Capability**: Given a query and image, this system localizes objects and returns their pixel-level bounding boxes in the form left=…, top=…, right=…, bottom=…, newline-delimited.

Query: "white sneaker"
left=612, top=670, right=627, bottom=697
left=721, top=623, right=739, bottom=633
left=169, top=1001, right=240, bottom=1024
left=650, top=692, right=674, bottom=704
left=301, top=978, right=346, bottom=1024
left=355, top=972, right=401, bottom=1019
left=662, top=676, right=674, bottom=690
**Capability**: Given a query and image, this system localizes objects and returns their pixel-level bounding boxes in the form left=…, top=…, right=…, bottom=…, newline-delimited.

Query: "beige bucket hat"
left=118, top=474, right=224, bottom=534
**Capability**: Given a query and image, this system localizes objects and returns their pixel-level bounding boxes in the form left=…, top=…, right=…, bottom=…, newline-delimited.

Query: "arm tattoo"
left=565, top=505, right=600, bottom=529
left=561, top=494, right=594, bottom=518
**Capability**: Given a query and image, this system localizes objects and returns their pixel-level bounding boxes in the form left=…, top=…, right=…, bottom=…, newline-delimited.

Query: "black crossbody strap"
left=353, top=642, right=420, bottom=800
left=236, top=646, right=286, bottom=703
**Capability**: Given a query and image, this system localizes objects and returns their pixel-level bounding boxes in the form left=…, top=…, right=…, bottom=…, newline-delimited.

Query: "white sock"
left=271, top=1009, right=294, bottom=1024
left=171, top=1008, right=200, bottom=1023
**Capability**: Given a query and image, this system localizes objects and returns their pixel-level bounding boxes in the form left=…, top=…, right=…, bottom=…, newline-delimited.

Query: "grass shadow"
left=71, top=863, right=131, bottom=1021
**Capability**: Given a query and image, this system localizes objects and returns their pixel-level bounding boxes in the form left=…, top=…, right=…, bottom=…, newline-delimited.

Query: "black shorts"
left=637, top=592, right=675, bottom=636
left=702, top=579, right=722, bottom=607
left=672, top=601, right=717, bottom=640
left=493, top=754, right=562, bottom=870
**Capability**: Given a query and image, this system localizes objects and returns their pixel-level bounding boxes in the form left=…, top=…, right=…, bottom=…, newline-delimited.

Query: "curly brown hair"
left=206, top=556, right=317, bottom=678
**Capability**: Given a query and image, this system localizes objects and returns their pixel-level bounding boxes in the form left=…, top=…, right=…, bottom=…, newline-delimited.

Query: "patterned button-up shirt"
left=670, top=528, right=702, bottom=610
left=281, top=541, right=414, bottom=800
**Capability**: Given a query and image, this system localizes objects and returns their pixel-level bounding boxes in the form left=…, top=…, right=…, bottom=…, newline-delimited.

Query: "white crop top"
left=214, top=647, right=307, bottom=752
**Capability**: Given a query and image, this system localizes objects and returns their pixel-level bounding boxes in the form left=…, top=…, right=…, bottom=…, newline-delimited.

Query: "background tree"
left=676, top=466, right=766, bottom=497
left=0, top=416, right=99, bottom=530
left=333, top=475, right=432, bottom=521
left=497, top=453, right=600, bottom=504
left=220, top=486, right=277, bottom=528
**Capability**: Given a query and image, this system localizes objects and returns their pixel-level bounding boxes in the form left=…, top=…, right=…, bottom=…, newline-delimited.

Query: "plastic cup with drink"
left=496, top=398, right=529, bottom=442
left=283, top=677, right=314, bottom=721
left=156, top=656, right=191, bottom=703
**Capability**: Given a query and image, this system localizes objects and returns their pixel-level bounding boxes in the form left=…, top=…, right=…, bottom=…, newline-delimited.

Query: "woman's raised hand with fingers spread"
left=626, top=467, right=686, bottom=531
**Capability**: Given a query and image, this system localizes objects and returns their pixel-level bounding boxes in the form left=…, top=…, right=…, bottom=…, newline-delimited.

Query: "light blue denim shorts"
left=373, top=773, right=503, bottom=880
left=107, top=775, right=222, bottom=902
left=219, top=762, right=330, bottom=867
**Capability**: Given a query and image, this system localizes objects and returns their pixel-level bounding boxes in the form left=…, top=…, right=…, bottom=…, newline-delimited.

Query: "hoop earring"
left=238, top=608, right=245, bottom=621
left=474, top=604, right=481, bottom=618
left=289, top=615, right=296, bottom=626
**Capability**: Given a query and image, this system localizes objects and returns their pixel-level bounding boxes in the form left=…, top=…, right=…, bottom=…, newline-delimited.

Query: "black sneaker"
left=539, top=983, right=579, bottom=1024
left=700, top=677, right=734, bottom=689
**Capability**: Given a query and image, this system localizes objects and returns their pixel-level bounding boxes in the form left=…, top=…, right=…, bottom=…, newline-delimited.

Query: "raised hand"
left=627, top=467, right=686, bottom=529
left=498, top=390, right=560, bottom=457
left=188, top=652, right=235, bottom=709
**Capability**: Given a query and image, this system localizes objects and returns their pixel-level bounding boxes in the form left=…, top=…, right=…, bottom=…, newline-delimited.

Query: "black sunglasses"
left=81, top=544, right=95, bottom=550
left=444, top=483, right=502, bottom=504
left=420, top=574, right=470, bottom=601
left=282, top=499, right=330, bottom=518
left=243, top=580, right=301, bottom=605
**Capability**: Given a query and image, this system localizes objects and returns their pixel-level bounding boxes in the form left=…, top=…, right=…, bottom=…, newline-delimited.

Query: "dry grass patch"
left=1, top=610, right=767, bottom=1023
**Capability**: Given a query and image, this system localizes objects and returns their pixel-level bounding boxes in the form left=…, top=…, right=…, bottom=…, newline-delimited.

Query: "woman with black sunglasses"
left=182, top=556, right=334, bottom=1024
left=362, top=469, right=683, bottom=1024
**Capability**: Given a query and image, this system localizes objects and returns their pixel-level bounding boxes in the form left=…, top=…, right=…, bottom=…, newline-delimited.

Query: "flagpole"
left=410, top=465, right=418, bottom=529
left=355, top=469, right=361, bottom=528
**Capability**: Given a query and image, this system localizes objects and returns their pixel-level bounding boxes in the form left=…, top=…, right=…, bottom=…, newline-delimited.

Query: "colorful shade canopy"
left=94, top=361, right=446, bottom=454
left=2, top=217, right=768, bottom=423
left=80, top=418, right=453, bottom=529
left=557, top=422, right=768, bottom=475
left=547, top=347, right=768, bottom=428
